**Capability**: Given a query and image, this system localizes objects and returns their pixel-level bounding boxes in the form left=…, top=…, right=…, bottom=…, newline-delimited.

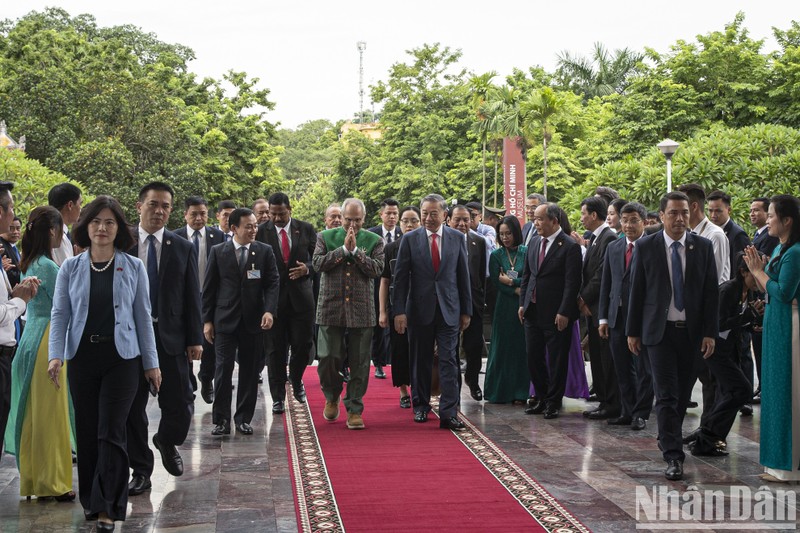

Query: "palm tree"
left=519, top=87, right=571, bottom=199
left=467, top=72, right=497, bottom=208
left=556, top=42, right=643, bottom=101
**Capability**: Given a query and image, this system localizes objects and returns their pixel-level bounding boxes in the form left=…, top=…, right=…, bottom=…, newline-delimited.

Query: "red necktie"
left=625, top=242, right=634, bottom=270
left=532, top=238, right=547, bottom=303
left=431, top=233, right=440, bottom=273
left=280, top=228, right=290, bottom=265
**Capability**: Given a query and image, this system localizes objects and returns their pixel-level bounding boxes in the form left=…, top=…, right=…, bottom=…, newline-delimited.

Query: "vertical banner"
left=503, top=137, right=527, bottom=228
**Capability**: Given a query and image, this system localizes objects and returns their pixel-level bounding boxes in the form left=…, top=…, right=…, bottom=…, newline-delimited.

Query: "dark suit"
left=203, top=240, right=279, bottom=426
left=750, top=226, right=779, bottom=388
left=691, top=278, right=753, bottom=452
left=462, top=231, right=487, bottom=389
left=722, top=219, right=750, bottom=271
left=522, top=221, right=535, bottom=246
left=393, top=226, right=472, bottom=419
left=369, top=225, right=402, bottom=368
left=126, top=229, right=202, bottom=478
left=581, top=226, right=619, bottom=414
left=174, top=226, right=224, bottom=385
left=626, top=230, right=719, bottom=461
left=256, top=219, right=316, bottom=402
left=519, top=230, right=582, bottom=410
left=0, top=238, right=20, bottom=288
left=598, top=238, right=653, bottom=420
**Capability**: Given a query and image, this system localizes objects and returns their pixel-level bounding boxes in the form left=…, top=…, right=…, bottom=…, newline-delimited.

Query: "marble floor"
left=0, top=363, right=796, bottom=533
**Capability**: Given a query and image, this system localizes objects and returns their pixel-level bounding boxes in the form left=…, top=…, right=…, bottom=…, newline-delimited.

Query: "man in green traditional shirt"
left=312, top=198, right=385, bottom=429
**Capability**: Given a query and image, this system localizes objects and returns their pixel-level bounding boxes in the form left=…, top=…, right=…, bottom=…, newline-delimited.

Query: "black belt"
left=86, top=335, right=114, bottom=344
left=0, top=345, right=16, bottom=357
left=666, top=320, right=687, bottom=329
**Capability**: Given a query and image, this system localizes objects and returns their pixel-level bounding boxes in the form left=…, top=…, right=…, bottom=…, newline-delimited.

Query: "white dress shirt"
left=0, top=267, right=25, bottom=347
left=51, top=223, right=73, bottom=267
left=663, top=231, right=687, bottom=321
left=692, top=217, right=730, bottom=284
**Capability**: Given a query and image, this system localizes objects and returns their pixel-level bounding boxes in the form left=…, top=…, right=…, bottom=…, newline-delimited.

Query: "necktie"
left=671, top=241, right=685, bottom=312
left=147, top=234, right=159, bottom=319
left=588, top=234, right=596, bottom=247
left=532, top=238, right=548, bottom=303
left=386, top=232, right=392, bottom=244
left=431, top=233, right=440, bottom=273
left=625, top=242, right=634, bottom=270
left=10, top=245, right=19, bottom=262
left=280, top=228, right=290, bottom=265
left=192, top=230, right=200, bottom=254
left=238, top=245, right=248, bottom=272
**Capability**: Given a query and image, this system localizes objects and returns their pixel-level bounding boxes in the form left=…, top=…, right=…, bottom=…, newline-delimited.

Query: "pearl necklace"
left=90, top=252, right=115, bottom=273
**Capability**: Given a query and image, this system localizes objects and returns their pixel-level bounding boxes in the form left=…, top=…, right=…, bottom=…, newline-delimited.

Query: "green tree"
left=556, top=42, right=643, bottom=101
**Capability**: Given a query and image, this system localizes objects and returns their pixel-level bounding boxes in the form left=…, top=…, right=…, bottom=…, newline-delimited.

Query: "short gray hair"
left=341, top=198, right=366, bottom=217
left=420, top=193, right=446, bottom=211
left=527, top=193, right=547, bottom=203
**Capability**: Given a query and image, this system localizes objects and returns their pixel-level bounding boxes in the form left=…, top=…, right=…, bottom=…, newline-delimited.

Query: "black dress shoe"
left=292, top=382, right=307, bottom=403
left=687, top=400, right=699, bottom=408
left=128, top=474, right=151, bottom=496
left=582, top=406, right=601, bottom=417
left=664, top=459, right=683, bottom=480
left=682, top=427, right=701, bottom=444
left=543, top=406, right=560, bottom=419
left=439, top=416, right=467, bottom=431
left=587, top=408, right=614, bottom=420
left=374, top=366, right=386, bottom=379
left=272, top=401, right=285, bottom=414
left=211, top=422, right=230, bottom=436
left=96, top=521, right=115, bottom=531
left=153, top=433, right=183, bottom=477
left=587, top=394, right=599, bottom=402
left=84, top=510, right=98, bottom=521
left=526, top=396, right=539, bottom=407
left=469, top=386, right=483, bottom=401
left=399, top=395, right=411, bottom=409
left=607, top=416, right=632, bottom=426
left=341, top=368, right=350, bottom=383
left=200, top=379, right=214, bottom=404
left=740, top=404, right=753, bottom=416
left=689, top=442, right=729, bottom=457
left=524, top=401, right=547, bottom=415
left=631, top=417, right=647, bottom=431
left=414, top=411, right=428, bottom=423
left=72, top=451, right=77, bottom=464
left=236, top=422, right=254, bottom=435
left=257, top=373, right=263, bottom=384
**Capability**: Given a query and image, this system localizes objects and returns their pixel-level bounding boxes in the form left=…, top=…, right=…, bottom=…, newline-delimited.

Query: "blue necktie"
left=671, top=241, right=684, bottom=312
left=192, top=230, right=200, bottom=254
left=147, top=234, right=159, bottom=319
left=10, top=245, right=19, bottom=262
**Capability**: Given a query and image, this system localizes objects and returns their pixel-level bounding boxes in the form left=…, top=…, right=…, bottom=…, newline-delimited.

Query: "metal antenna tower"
left=357, top=41, right=366, bottom=123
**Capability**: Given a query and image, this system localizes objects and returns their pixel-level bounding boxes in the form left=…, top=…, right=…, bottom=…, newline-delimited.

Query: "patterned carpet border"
left=432, top=399, right=591, bottom=533
left=285, top=394, right=345, bottom=533
left=286, top=388, right=589, bottom=533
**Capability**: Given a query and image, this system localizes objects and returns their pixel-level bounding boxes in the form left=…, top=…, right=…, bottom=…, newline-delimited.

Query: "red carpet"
left=285, top=366, right=589, bottom=533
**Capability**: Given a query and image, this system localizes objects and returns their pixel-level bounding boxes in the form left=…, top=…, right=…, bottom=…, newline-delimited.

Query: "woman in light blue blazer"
left=47, top=196, right=161, bottom=532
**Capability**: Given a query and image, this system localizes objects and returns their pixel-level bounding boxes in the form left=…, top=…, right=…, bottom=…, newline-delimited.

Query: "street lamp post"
left=657, top=138, right=679, bottom=192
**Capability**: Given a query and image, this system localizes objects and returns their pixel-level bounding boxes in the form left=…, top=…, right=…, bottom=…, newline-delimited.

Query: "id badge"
left=507, top=270, right=518, bottom=280
left=247, top=266, right=261, bottom=280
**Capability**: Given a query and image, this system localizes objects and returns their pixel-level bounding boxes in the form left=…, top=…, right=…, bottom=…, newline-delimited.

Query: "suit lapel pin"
left=558, top=241, right=563, bottom=247
left=689, top=244, right=694, bottom=250
left=251, top=251, right=256, bottom=256
left=166, top=240, right=171, bottom=246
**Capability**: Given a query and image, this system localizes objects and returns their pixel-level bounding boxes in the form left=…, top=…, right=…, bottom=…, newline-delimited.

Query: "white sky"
left=4, top=1, right=795, bottom=129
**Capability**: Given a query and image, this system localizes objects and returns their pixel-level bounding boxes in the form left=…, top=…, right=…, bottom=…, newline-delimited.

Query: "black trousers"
left=0, top=347, right=13, bottom=455
left=524, top=306, right=572, bottom=409
left=408, top=305, right=461, bottom=419
left=69, top=341, right=140, bottom=521
left=127, top=324, right=194, bottom=477
left=608, top=326, right=653, bottom=420
left=371, top=324, right=390, bottom=367
left=213, top=326, right=261, bottom=425
left=461, top=304, right=484, bottom=388
left=197, top=336, right=216, bottom=383
left=647, top=324, right=701, bottom=462
left=389, top=325, right=411, bottom=387
left=587, top=317, right=620, bottom=414
left=265, top=306, right=313, bottom=402
left=695, top=336, right=752, bottom=448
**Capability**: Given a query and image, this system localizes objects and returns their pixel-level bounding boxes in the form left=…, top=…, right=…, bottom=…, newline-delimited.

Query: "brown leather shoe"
left=323, top=401, right=339, bottom=421
left=346, top=412, right=365, bottom=429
